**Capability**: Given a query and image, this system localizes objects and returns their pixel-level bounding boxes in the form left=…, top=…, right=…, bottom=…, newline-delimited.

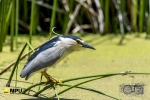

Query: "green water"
left=0, top=34, right=150, bottom=100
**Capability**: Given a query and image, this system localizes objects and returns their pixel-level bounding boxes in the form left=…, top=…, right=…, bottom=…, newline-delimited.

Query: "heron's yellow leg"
left=41, top=70, right=61, bottom=85
left=41, top=70, right=50, bottom=84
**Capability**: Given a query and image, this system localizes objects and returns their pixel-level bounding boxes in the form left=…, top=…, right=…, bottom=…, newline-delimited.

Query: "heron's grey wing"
left=26, top=36, right=60, bottom=66
left=20, top=45, right=65, bottom=79
left=20, top=36, right=60, bottom=79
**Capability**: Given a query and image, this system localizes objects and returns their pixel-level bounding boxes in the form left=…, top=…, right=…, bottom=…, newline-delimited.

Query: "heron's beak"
left=82, top=42, right=96, bottom=50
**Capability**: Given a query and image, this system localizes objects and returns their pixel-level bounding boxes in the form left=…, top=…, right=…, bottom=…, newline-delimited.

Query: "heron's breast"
left=57, top=50, right=72, bottom=63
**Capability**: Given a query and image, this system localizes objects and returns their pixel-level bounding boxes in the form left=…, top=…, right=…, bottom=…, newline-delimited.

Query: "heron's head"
left=59, top=35, right=96, bottom=51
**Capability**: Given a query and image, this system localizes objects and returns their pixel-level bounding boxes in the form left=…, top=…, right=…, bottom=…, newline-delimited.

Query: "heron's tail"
left=20, top=64, right=34, bottom=80
left=20, top=69, right=35, bottom=80
left=25, top=72, right=35, bottom=80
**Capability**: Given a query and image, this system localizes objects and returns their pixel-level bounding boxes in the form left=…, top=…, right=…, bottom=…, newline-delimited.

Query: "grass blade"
left=61, top=84, right=119, bottom=100
left=139, top=0, right=145, bottom=32
left=104, top=0, right=109, bottom=33
left=131, top=0, right=138, bottom=31
left=22, top=72, right=150, bottom=95
left=15, top=0, right=19, bottom=48
left=38, top=74, right=43, bottom=91
left=146, top=0, right=150, bottom=38
left=0, top=0, right=10, bottom=52
left=6, top=43, right=28, bottom=87
left=52, top=87, right=60, bottom=100
left=29, top=0, right=36, bottom=45
left=10, top=0, right=15, bottom=51
left=49, top=0, right=57, bottom=36
left=6, top=42, right=35, bottom=87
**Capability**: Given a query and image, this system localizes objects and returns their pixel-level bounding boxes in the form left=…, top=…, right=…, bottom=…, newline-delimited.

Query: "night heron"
left=20, top=35, right=96, bottom=84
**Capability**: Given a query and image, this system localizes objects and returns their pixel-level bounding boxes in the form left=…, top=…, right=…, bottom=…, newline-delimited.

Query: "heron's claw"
left=41, top=70, right=62, bottom=86
left=45, top=75, right=62, bottom=86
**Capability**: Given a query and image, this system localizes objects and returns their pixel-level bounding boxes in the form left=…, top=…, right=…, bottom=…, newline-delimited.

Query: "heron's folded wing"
left=20, top=42, right=64, bottom=78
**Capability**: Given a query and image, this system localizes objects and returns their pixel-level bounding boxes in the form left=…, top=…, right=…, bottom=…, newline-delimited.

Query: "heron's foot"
left=48, top=75, right=62, bottom=83
left=41, top=70, right=62, bottom=86
left=45, top=75, right=62, bottom=86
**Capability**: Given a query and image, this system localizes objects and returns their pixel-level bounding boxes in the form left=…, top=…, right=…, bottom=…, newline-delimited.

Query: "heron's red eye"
left=76, top=39, right=82, bottom=44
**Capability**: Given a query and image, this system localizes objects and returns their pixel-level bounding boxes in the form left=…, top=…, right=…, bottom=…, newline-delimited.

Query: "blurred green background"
left=1, top=0, right=150, bottom=52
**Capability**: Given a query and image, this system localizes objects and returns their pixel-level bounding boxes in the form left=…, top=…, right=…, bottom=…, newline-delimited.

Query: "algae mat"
left=0, top=34, right=150, bottom=100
